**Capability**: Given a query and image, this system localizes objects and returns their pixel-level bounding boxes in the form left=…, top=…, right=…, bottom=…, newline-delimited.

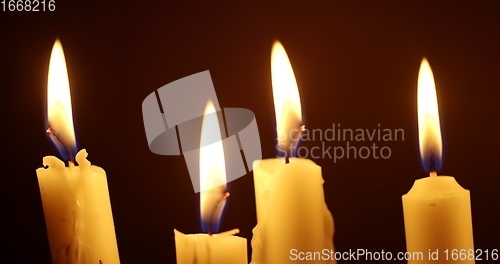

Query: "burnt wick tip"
left=46, top=126, right=75, bottom=163
left=206, top=191, right=230, bottom=235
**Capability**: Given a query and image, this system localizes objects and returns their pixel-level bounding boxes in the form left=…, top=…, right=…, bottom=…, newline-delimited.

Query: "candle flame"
left=271, top=41, right=303, bottom=157
left=199, top=100, right=227, bottom=234
left=417, top=58, right=443, bottom=174
left=47, top=39, right=77, bottom=162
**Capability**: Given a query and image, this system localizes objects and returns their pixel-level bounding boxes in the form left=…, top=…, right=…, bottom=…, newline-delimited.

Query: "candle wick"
left=207, top=191, right=230, bottom=235
left=287, top=124, right=305, bottom=161
left=429, top=171, right=437, bottom=177
left=46, top=127, right=75, bottom=163
left=427, top=150, right=437, bottom=173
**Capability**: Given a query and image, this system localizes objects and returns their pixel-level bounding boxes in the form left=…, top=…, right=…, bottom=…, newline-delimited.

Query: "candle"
left=174, top=100, right=247, bottom=264
left=250, top=41, right=335, bottom=264
left=36, top=39, right=120, bottom=264
left=402, top=58, right=474, bottom=263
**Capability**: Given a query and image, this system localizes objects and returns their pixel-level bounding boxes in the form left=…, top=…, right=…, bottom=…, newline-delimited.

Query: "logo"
left=142, top=71, right=262, bottom=192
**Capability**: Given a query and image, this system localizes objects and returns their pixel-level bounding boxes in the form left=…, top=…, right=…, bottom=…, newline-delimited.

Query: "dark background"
left=1, top=1, right=499, bottom=263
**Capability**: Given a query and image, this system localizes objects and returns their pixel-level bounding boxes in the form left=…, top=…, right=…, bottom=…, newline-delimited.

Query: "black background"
left=1, top=1, right=499, bottom=263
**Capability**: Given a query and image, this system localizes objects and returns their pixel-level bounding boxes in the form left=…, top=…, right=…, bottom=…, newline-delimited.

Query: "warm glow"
left=417, top=58, right=443, bottom=174
left=199, top=100, right=227, bottom=233
left=271, top=41, right=303, bottom=153
left=47, top=39, right=76, bottom=158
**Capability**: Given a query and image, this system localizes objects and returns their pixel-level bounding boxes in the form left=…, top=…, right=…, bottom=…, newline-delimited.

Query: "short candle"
left=174, top=100, right=247, bottom=264
left=402, top=58, right=474, bottom=264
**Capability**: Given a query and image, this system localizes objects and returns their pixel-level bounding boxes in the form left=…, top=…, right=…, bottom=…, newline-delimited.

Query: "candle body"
left=251, top=158, right=335, bottom=264
left=402, top=176, right=474, bottom=264
left=37, top=149, right=120, bottom=264
left=174, top=229, right=247, bottom=264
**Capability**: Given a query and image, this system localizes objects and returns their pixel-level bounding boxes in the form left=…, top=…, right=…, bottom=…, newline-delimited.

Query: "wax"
left=250, top=40, right=335, bottom=263
left=402, top=57, right=475, bottom=263
left=251, top=158, right=335, bottom=264
left=37, top=149, right=120, bottom=264
left=174, top=229, right=247, bottom=264
left=402, top=175, right=474, bottom=263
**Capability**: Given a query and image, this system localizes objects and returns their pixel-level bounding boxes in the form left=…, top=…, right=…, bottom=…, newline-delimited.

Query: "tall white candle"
left=402, top=58, right=474, bottom=263
left=37, top=150, right=120, bottom=264
left=174, top=100, right=247, bottom=264
left=251, top=41, right=335, bottom=264
left=37, top=39, right=120, bottom=264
